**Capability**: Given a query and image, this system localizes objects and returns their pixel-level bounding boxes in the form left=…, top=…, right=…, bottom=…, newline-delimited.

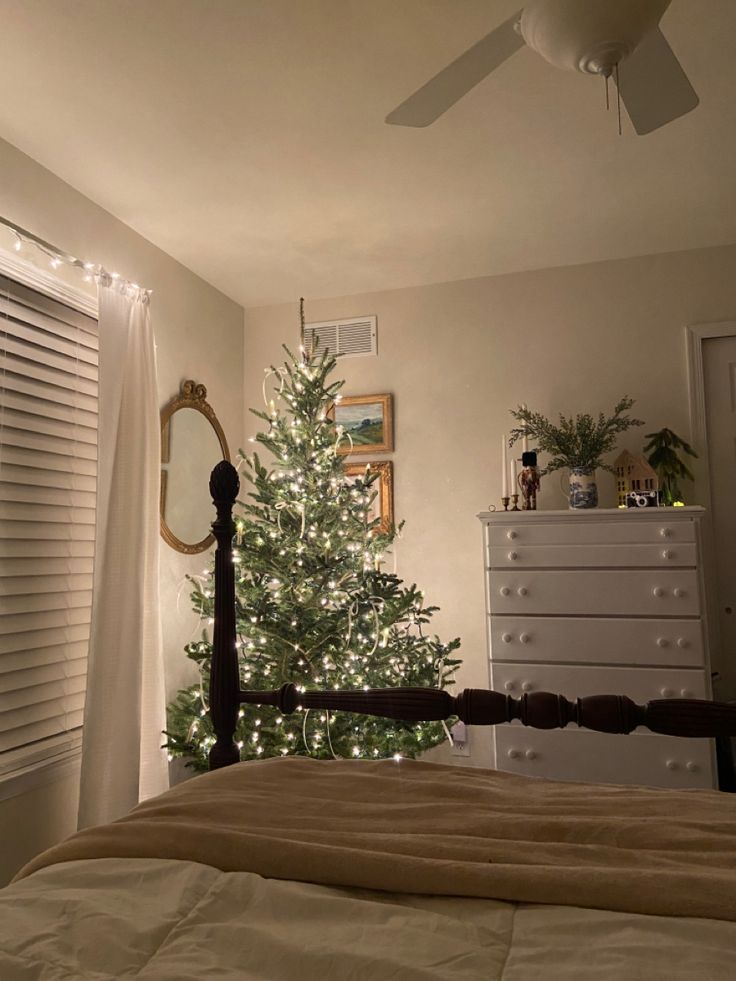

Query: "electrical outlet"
left=450, top=721, right=471, bottom=757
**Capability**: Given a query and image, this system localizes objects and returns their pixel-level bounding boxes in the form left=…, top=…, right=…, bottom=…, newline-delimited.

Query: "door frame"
left=686, top=320, right=736, bottom=511
left=686, top=320, right=736, bottom=693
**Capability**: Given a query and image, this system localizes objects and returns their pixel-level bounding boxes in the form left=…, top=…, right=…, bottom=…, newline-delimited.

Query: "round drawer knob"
left=500, top=587, right=510, bottom=596
left=662, top=549, right=673, bottom=560
left=652, top=587, right=665, bottom=598
left=656, top=637, right=669, bottom=648
left=660, top=527, right=672, bottom=538
left=686, top=761, right=699, bottom=773
left=507, top=530, right=518, bottom=540
left=517, top=586, right=528, bottom=597
left=525, top=750, right=537, bottom=761
left=673, top=587, right=685, bottom=598
left=660, top=687, right=674, bottom=698
left=507, top=749, right=521, bottom=759
left=502, top=633, right=513, bottom=643
left=521, top=681, right=533, bottom=692
left=519, top=632, right=530, bottom=644
left=666, top=759, right=679, bottom=771
left=680, top=689, right=693, bottom=698
left=508, top=551, right=518, bottom=561
left=677, top=638, right=690, bottom=649
left=504, top=681, right=516, bottom=691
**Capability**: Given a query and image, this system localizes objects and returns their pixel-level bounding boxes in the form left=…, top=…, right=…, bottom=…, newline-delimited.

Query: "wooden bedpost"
left=208, top=460, right=241, bottom=771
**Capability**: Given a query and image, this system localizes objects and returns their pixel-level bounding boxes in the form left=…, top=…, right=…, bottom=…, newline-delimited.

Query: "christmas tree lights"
left=164, top=339, right=461, bottom=771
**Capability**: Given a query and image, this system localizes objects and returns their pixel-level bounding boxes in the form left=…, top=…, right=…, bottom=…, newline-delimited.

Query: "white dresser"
left=479, top=507, right=716, bottom=789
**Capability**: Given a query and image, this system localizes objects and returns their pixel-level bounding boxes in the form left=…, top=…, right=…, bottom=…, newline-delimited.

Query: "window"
left=0, top=273, right=98, bottom=777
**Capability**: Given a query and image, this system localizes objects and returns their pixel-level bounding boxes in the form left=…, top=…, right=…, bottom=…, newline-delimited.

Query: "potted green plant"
left=510, top=397, right=644, bottom=509
left=643, top=428, right=697, bottom=506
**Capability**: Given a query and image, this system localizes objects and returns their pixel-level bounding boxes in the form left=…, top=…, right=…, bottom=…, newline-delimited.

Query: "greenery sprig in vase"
left=509, top=397, right=644, bottom=509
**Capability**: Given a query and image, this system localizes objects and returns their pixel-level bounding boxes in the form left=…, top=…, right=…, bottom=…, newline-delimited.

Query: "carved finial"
left=181, top=379, right=207, bottom=401
left=209, top=460, right=239, bottom=505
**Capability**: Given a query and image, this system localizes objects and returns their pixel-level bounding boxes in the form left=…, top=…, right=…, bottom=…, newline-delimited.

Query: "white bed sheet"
left=1, top=858, right=734, bottom=980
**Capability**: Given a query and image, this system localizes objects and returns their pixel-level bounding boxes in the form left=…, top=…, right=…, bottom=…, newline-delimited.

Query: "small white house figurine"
left=614, top=450, right=659, bottom=507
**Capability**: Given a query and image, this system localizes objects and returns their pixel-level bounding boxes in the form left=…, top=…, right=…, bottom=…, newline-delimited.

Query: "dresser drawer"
left=487, top=519, right=696, bottom=548
left=488, top=570, right=700, bottom=616
left=489, top=616, right=705, bottom=666
left=490, top=662, right=708, bottom=704
left=488, top=542, right=696, bottom=569
left=493, top=727, right=714, bottom=789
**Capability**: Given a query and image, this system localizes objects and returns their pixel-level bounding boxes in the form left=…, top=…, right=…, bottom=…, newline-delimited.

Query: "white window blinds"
left=0, top=273, right=98, bottom=775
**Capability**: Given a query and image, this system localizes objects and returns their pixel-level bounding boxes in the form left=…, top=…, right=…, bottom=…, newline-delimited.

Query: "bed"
left=2, top=460, right=736, bottom=981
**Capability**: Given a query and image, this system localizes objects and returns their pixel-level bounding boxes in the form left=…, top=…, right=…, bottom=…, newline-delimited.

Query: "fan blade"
left=386, top=12, right=524, bottom=127
left=616, top=28, right=699, bottom=135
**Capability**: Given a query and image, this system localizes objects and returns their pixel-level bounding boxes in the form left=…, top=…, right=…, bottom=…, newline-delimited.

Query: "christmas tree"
left=165, top=328, right=461, bottom=771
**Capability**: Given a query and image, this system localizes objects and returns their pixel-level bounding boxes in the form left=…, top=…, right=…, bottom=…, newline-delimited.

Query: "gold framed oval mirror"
left=160, top=380, right=230, bottom=554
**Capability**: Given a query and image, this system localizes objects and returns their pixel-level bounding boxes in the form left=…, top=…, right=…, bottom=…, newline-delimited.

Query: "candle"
left=510, top=457, right=517, bottom=493
left=521, top=404, right=529, bottom=454
left=501, top=434, right=508, bottom=497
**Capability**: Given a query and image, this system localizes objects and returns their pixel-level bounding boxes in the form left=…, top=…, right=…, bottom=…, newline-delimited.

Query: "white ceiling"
left=1, top=0, right=735, bottom=308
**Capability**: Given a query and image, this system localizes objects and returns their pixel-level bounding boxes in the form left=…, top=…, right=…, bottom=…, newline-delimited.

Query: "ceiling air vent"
left=304, top=316, right=377, bottom=359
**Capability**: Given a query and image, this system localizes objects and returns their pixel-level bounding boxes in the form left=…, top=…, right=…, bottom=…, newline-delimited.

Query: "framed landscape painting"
left=332, top=393, right=393, bottom=455
left=344, top=461, right=394, bottom=534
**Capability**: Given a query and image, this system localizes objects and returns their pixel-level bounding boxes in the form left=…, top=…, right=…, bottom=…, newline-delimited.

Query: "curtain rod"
left=0, top=214, right=151, bottom=297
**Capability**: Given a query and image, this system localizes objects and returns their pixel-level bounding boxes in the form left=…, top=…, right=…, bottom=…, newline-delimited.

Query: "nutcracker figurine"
left=519, top=450, right=541, bottom=511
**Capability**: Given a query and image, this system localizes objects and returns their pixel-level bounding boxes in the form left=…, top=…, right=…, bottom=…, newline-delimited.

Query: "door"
left=703, top=333, right=736, bottom=695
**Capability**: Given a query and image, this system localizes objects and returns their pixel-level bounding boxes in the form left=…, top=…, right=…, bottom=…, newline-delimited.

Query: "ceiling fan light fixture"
left=519, top=0, right=672, bottom=75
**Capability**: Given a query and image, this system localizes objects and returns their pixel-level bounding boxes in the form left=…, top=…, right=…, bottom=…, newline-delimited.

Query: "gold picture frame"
left=344, top=460, right=394, bottom=534
left=330, top=393, right=393, bottom=456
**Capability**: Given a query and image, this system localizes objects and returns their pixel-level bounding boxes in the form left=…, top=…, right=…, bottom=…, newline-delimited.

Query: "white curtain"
left=78, top=281, right=168, bottom=829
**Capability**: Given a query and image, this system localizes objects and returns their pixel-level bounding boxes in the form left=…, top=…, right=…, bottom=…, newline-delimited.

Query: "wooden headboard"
left=207, top=460, right=736, bottom=771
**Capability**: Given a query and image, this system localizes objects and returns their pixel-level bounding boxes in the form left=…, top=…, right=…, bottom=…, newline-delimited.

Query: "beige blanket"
left=16, top=757, right=736, bottom=921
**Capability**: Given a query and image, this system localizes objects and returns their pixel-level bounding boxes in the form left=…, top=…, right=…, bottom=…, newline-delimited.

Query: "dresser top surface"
left=478, top=507, right=705, bottom=523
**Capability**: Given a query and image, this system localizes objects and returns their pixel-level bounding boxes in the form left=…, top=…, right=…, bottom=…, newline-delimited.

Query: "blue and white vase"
left=568, top=469, right=598, bottom=509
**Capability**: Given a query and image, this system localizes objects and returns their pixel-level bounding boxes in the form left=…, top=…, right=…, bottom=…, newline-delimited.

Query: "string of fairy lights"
left=0, top=215, right=150, bottom=298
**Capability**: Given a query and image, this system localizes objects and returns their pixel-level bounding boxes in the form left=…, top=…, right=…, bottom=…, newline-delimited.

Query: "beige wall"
left=0, top=765, right=81, bottom=885
left=0, top=138, right=244, bottom=882
left=245, top=243, right=736, bottom=765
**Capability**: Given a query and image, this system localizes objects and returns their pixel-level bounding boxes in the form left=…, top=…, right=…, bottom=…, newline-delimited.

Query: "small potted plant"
left=643, top=428, right=698, bottom=506
left=510, top=397, right=644, bottom=509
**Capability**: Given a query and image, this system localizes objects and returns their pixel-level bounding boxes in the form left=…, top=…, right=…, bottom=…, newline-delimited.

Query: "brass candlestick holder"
left=501, top=496, right=510, bottom=511
left=510, top=493, right=520, bottom=512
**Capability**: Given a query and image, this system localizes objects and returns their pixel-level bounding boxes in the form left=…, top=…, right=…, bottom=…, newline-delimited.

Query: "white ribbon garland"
left=275, top=499, right=306, bottom=538
left=324, top=709, right=338, bottom=759
left=334, top=426, right=354, bottom=456
left=345, top=595, right=383, bottom=657
left=302, top=707, right=311, bottom=753
left=262, top=366, right=287, bottom=410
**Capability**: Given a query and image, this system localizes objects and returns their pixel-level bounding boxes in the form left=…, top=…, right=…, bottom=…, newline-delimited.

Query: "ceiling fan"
left=385, top=0, right=699, bottom=135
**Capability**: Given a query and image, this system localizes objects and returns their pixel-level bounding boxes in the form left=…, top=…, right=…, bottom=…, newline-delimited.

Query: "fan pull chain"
left=615, top=63, right=622, bottom=136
